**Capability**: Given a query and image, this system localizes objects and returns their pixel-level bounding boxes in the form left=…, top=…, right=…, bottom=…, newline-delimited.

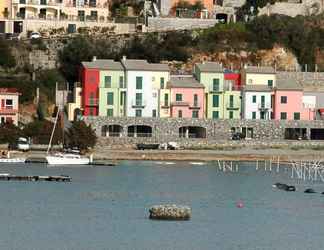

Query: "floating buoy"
left=236, top=201, right=244, bottom=208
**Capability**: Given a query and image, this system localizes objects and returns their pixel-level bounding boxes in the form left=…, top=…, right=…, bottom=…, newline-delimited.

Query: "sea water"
left=0, top=161, right=323, bottom=250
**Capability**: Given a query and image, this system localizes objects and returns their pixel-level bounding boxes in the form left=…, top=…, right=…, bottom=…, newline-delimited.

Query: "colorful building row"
left=68, top=59, right=320, bottom=121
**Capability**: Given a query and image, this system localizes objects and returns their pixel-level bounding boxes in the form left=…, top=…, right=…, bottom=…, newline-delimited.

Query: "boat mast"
left=47, top=108, right=60, bottom=154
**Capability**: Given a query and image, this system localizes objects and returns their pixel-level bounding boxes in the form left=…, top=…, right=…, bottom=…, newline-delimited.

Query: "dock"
left=0, top=174, right=71, bottom=182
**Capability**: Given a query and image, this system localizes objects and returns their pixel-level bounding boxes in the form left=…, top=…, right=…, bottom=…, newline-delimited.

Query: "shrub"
left=0, top=123, right=22, bottom=144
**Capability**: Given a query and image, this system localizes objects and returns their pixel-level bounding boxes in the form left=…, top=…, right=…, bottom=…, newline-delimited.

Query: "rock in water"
left=149, top=204, right=191, bottom=220
left=304, top=188, right=316, bottom=193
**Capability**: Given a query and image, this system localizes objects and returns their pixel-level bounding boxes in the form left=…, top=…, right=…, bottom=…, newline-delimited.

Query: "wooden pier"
left=0, top=174, right=71, bottom=182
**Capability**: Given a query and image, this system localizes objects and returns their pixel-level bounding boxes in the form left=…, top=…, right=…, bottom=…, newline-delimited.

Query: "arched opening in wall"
left=74, top=108, right=82, bottom=121
left=285, top=128, right=307, bottom=140
left=216, top=13, right=227, bottom=23
left=128, top=125, right=152, bottom=137
left=179, top=126, right=206, bottom=139
left=310, top=128, right=324, bottom=140
left=102, top=125, right=123, bottom=137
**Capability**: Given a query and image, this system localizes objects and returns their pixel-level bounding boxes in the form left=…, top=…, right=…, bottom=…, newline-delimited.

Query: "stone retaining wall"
left=85, top=117, right=324, bottom=145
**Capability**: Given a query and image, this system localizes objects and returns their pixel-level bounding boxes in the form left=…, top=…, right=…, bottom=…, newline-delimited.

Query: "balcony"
left=131, top=100, right=146, bottom=108
left=87, top=98, right=98, bottom=106
left=258, top=103, right=271, bottom=110
left=209, top=86, right=222, bottom=93
left=0, top=107, right=18, bottom=115
left=13, top=0, right=62, bottom=7
left=161, top=103, right=170, bottom=108
left=171, top=101, right=189, bottom=107
left=189, top=102, right=201, bottom=109
left=226, top=103, right=239, bottom=110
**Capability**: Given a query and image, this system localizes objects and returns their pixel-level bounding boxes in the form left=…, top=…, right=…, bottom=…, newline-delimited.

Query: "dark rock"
left=304, top=188, right=316, bottom=193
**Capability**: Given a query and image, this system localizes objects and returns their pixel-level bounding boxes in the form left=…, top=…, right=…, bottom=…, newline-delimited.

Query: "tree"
left=0, top=123, right=22, bottom=144
left=65, top=121, right=97, bottom=152
left=0, top=39, right=16, bottom=69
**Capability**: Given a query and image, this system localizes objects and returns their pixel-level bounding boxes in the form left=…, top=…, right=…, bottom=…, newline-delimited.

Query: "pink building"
left=0, top=88, right=20, bottom=126
left=168, top=76, right=205, bottom=118
left=274, top=79, right=315, bottom=120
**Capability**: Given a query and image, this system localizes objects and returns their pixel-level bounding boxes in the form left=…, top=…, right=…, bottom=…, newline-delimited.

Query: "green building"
left=194, top=62, right=241, bottom=119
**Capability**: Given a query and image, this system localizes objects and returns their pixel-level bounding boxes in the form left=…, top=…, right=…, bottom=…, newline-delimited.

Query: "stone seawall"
left=85, top=117, right=324, bottom=145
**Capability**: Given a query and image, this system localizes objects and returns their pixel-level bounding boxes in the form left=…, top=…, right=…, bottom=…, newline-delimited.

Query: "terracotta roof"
left=0, top=88, right=20, bottom=94
left=81, top=59, right=124, bottom=70
left=195, top=62, right=224, bottom=73
left=121, top=59, right=169, bottom=71
left=276, top=78, right=302, bottom=90
left=244, top=66, right=275, bottom=74
left=244, top=85, right=273, bottom=92
left=167, top=76, right=204, bottom=88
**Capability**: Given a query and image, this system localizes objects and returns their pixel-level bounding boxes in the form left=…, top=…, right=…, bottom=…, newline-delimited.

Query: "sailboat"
left=45, top=108, right=90, bottom=165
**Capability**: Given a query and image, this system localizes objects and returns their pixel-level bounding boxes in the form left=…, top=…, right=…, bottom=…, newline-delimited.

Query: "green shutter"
left=136, top=77, right=142, bottom=89
left=176, top=94, right=182, bottom=102
left=213, top=95, right=219, bottom=107
left=107, top=92, right=114, bottom=105
left=213, top=79, right=220, bottom=91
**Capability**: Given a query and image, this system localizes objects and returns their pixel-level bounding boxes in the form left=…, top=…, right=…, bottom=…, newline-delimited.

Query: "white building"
left=243, top=85, right=274, bottom=120
left=121, top=58, right=169, bottom=118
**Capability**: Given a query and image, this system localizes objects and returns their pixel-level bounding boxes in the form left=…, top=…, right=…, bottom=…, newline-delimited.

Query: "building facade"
left=168, top=76, right=205, bottom=118
left=0, top=88, right=20, bottom=126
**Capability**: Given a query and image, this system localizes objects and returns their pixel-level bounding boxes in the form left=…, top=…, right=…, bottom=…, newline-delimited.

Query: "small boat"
left=189, top=162, right=205, bottom=165
left=136, top=143, right=160, bottom=150
left=0, top=150, right=25, bottom=163
left=46, top=153, right=90, bottom=165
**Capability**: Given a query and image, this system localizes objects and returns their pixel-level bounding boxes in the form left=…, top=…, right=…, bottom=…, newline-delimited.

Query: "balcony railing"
left=87, top=98, right=98, bottom=106
left=171, top=101, right=189, bottom=106
left=13, top=0, right=62, bottom=6
left=0, top=107, right=18, bottom=114
left=226, top=103, right=239, bottom=110
left=189, top=102, right=201, bottom=109
left=131, top=100, right=146, bottom=108
left=258, top=103, right=271, bottom=110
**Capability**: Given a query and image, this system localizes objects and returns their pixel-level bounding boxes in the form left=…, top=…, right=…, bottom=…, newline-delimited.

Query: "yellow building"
left=0, top=0, right=11, bottom=19
left=67, top=82, right=82, bottom=121
left=241, top=66, right=276, bottom=87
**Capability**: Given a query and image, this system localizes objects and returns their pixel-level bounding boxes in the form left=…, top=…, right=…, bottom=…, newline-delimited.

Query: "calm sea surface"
left=0, top=161, right=324, bottom=250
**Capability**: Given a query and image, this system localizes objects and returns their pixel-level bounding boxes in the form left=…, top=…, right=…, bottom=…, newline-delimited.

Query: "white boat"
left=0, top=158, right=26, bottom=163
left=46, top=109, right=91, bottom=165
left=46, top=153, right=90, bottom=165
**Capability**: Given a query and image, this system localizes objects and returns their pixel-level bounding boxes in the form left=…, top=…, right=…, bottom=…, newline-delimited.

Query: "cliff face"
left=167, top=45, right=299, bottom=73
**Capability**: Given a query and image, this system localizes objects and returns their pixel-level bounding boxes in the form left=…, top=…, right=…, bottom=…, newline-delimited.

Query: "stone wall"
left=147, top=17, right=218, bottom=32
left=85, top=116, right=324, bottom=145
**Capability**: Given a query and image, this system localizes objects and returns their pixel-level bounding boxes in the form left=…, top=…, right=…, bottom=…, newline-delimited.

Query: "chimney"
left=92, top=56, right=97, bottom=62
left=122, top=55, right=127, bottom=61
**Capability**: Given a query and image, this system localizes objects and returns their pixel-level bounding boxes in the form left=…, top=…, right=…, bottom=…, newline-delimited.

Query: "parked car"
left=30, top=32, right=41, bottom=39
left=8, top=137, right=31, bottom=151
left=232, top=132, right=244, bottom=140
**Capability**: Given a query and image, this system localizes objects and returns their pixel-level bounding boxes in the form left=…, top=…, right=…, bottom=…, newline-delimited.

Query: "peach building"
left=0, top=0, right=11, bottom=18
left=168, top=76, right=205, bottom=119
left=10, top=0, right=109, bottom=21
left=274, top=79, right=315, bottom=121
left=0, top=88, right=20, bottom=126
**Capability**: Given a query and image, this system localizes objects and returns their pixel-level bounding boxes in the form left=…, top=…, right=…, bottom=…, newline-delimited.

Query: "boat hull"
left=0, top=158, right=26, bottom=163
left=46, top=156, right=90, bottom=165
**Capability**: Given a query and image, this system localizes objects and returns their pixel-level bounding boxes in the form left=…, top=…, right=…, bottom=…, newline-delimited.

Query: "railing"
left=258, top=103, right=271, bottom=110
left=171, top=101, right=189, bottom=106
left=13, top=0, right=62, bottom=6
left=131, top=100, right=146, bottom=108
left=189, top=102, right=201, bottom=109
left=226, top=103, right=239, bottom=110
left=0, top=108, right=18, bottom=114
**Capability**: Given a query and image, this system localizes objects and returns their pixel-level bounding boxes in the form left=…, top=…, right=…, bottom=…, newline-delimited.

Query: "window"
left=152, top=109, right=157, bottom=117
left=135, top=109, right=142, bottom=117
left=164, top=93, right=168, bottom=106
left=176, top=94, right=182, bottom=102
left=104, top=76, right=111, bottom=88
left=152, top=93, right=157, bottom=98
left=5, top=99, right=13, bottom=106
left=119, top=76, right=124, bottom=88
left=212, top=111, right=219, bottom=119
left=248, top=79, right=253, bottom=84
left=294, top=112, right=300, bottom=120
left=89, top=108, right=95, bottom=116
left=281, top=96, right=287, bottom=104
left=252, top=95, right=256, bottom=103
left=120, top=92, right=124, bottom=106
left=229, top=95, right=234, bottom=107
left=194, top=94, right=198, bottom=106
left=152, top=76, right=155, bottom=82
left=261, top=95, right=265, bottom=107
left=178, top=110, right=182, bottom=118
left=280, top=112, right=287, bottom=120
left=268, top=80, right=273, bottom=87
left=260, top=112, right=265, bottom=120
left=160, top=77, right=165, bottom=89
left=252, top=112, right=256, bottom=119
left=107, top=92, right=114, bottom=105
left=107, top=109, right=113, bottom=117
left=135, top=93, right=142, bottom=106
left=192, top=111, right=199, bottom=118
left=213, top=79, right=220, bottom=91
left=213, top=95, right=219, bottom=107
left=229, top=111, right=233, bottom=119
left=136, top=76, right=143, bottom=89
